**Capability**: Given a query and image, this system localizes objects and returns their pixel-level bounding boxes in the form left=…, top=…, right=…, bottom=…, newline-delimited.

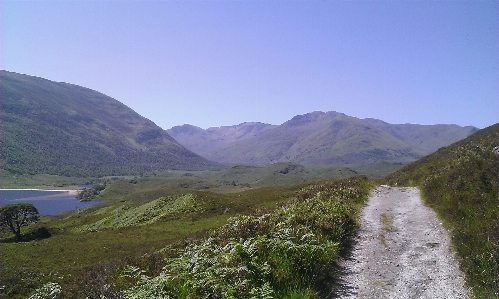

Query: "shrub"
left=120, top=176, right=370, bottom=298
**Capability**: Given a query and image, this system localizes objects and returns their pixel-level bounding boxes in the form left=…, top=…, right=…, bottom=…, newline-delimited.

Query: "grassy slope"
left=364, top=118, right=478, bottom=155
left=386, top=123, right=499, bottom=297
left=0, top=71, right=219, bottom=177
left=0, top=169, right=93, bottom=189
left=100, top=162, right=377, bottom=203
left=0, top=159, right=402, bottom=190
left=1, top=176, right=371, bottom=298
left=0, top=184, right=302, bottom=298
left=116, top=176, right=372, bottom=299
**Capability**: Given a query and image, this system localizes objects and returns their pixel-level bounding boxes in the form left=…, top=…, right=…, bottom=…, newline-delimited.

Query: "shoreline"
left=0, top=189, right=80, bottom=195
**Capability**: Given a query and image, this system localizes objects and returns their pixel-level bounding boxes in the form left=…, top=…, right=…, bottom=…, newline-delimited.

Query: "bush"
left=76, top=184, right=106, bottom=200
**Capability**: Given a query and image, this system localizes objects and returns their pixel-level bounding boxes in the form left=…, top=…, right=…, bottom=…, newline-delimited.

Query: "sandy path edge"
left=333, top=185, right=469, bottom=299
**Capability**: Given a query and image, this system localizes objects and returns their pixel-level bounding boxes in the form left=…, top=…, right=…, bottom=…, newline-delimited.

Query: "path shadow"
left=327, top=233, right=362, bottom=298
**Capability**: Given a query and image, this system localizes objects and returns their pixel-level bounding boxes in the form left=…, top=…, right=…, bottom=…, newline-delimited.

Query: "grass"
left=380, top=213, right=395, bottom=247
left=1, top=176, right=372, bottom=298
left=0, top=171, right=92, bottom=189
left=113, top=176, right=372, bottom=298
left=386, top=123, right=499, bottom=298
left=0, top=183, right=305, bottom=298
left=0, top=160, right=398, bottom=192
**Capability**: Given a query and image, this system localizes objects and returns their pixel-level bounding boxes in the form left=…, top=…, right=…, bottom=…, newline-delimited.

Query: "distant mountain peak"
left=283, top=111, right=350, bottom=127
left=169, top=110, right=478, bottom=168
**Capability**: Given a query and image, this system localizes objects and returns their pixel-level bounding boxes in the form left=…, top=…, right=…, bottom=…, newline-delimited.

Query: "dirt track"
left=335, top=185, right=469, bottom=298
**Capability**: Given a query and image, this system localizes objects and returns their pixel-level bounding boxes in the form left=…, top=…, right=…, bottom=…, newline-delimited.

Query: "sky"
left=2, top=1, right=498, bottom=129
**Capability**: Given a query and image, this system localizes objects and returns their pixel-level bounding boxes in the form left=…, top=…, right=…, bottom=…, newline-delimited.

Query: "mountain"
left=363, top=118, right=480, bottom=155
left=169, top=111, right=478, bottom=168
left=0, top=71, right=220, bottom=177
left=385, top=123, right=499, bottom=296
left=167, top=122, right=276, bottom=155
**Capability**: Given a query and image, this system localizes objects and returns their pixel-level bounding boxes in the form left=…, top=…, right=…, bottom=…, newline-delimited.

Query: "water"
left=0, top=189, right=103, bottom=216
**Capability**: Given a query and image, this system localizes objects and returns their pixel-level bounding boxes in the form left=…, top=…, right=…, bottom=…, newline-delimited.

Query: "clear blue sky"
left=2, top=1, right=498, bottom=129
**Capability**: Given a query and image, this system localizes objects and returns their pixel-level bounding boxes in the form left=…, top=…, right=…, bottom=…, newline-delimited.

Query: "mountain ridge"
left=169, top=111, right=478, bottom=168
left=168, top=122, right=276, bottom=155
left=0, top=70, right=479, bottom=176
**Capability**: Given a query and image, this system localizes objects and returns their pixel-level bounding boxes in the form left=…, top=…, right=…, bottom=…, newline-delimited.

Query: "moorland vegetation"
left=386, top=123, right=499, bottom=297
left=1, top=176, right=371, bottom=298
left=2, top=124, right=497, bottom=298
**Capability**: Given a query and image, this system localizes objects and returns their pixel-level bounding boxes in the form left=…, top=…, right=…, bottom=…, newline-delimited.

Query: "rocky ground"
left=334, top=185, right=469, bottom=298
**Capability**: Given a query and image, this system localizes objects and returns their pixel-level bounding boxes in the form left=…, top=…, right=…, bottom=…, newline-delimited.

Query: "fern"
left=27, top=282, right=62, bottom=299
left=117, top=177, right=370, bottom=297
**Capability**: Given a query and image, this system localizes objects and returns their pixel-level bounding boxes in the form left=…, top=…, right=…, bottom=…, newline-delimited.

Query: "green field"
left=0, top=161, right=405, bottom=191
left=1, top=174, right=372, bottom=298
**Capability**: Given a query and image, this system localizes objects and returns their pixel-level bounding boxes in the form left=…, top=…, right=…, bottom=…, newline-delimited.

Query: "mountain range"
left=0, top=71, right=220, bottom=177
left=1, top=70, right=479, bottom=177
left=168, top=111, right=478, bottom=167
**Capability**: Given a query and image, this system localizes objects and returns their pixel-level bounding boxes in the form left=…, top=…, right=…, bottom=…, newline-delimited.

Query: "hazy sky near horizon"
left=3, top=1, right=498, bottom=129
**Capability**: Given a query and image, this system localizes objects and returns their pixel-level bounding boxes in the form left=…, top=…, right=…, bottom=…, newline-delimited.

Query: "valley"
left=0, top=71, right=497, bottom=298
left=1, top=177, right=372, bottom=298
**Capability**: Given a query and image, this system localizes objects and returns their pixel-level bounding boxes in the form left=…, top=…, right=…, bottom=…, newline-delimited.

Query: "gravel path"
left=334, top=185, right=469, bottom=298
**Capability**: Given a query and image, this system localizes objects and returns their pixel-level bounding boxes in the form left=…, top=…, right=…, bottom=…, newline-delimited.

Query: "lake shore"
left=0, top=189, right=80, bottom=195
left=0, top=189, right=103, bottom=215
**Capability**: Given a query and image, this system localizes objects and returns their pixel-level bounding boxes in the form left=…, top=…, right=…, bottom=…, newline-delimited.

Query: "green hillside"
left=1, top=176, right=371, bottom=298
left=98, top=162, right=372, bottom=204
left=363, top=118, right=478, bottom=155
left=0, top=71, right=220, bottom=177
left=386, top=123, right=499, bottom=297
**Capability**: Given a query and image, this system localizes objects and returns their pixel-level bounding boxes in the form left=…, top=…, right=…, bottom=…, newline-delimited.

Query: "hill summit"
left=0, top=71, right=220, bottom=177
left=169, top=111, right=478, bottom=167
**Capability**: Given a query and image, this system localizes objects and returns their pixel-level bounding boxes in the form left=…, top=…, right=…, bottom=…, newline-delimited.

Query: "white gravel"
left=334, top=185, right=469, bottom=298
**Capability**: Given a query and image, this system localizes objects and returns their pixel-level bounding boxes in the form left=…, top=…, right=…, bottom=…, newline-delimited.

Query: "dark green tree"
left=0, top=203, right=39, bottom=241
left=76, top=184, right=106, bottom=200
